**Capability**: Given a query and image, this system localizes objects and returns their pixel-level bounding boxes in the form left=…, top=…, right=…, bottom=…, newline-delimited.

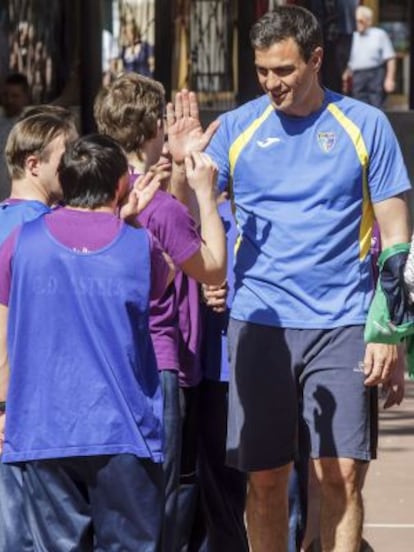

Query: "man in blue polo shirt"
left=205, top=5, right=410, bottom=551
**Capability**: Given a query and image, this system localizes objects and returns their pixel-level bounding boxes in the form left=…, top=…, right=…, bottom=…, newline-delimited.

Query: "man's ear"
left=115, top=172, right=130, bottom=206
left=311, top=46, right=323, bottom=72
left=25, top=154, right=40, bottom=177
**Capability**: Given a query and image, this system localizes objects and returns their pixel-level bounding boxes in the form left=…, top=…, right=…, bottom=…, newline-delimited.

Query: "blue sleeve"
left=0, top=227, right=21, bottom=306
left=205, top=115, right=231, bottom=193
left=367, top=112, right=411, bottom=203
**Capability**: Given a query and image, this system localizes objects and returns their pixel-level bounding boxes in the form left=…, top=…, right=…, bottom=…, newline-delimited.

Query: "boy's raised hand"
left=167, top=89, right=219, bottom=163
left=184, top=152, right=218, bottom=197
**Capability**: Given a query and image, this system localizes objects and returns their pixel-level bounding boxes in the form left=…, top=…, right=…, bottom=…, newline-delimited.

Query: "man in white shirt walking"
left=343, top=5, right=396, bottom=108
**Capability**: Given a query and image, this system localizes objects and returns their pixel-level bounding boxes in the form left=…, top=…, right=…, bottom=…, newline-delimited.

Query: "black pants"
left=197, top=380, right=248, bottom=552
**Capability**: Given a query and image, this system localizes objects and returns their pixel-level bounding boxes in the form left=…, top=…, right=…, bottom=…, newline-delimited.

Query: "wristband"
left=0, top=401, right=6, bottom=413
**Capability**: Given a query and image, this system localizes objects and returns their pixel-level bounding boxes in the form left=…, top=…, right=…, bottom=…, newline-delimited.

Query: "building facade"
left=0, top=0, right=412, bottom=117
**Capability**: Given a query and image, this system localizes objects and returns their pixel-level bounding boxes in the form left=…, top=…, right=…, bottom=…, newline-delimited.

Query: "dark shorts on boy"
left=226, top=319, right=377, bottom=472
left=22, top=454, right=163, bottom=551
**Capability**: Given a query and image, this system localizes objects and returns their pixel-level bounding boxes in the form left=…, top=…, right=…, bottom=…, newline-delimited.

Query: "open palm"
left=167, top=89, right=219, bottom=163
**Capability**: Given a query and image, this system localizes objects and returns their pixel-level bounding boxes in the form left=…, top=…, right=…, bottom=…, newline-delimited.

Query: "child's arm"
left=169, top=160, right=200, bottom=225
left=179, top=152, right=226, bottom=286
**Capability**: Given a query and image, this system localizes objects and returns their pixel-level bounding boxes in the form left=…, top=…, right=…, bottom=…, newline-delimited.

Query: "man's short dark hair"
left=250, top=5, right=323, bottom=62
left=58, top=134, right=128, bottom=209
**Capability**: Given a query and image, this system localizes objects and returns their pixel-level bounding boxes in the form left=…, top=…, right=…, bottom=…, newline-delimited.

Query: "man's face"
left=2, top=84, right=29, bottom=118
left=356, top=14, right=369, bottom=34
left=255, top=37, right=322, bottom=117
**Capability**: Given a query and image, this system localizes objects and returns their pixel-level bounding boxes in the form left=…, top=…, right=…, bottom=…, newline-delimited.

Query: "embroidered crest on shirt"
left=317, top=132, right=336, bottom=153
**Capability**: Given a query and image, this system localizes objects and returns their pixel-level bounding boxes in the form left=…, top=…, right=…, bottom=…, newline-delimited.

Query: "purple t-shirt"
left=0, top=207, right=169, bottom=305
left=135, top=184, right=201, bottom=372
left=175, top=271, right=202, bottom=387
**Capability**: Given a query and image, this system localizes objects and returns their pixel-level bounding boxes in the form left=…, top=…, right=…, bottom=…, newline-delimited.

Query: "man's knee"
left=313, top=458, right=367, bottom=494
left=249, top=463, right=292, bottom=498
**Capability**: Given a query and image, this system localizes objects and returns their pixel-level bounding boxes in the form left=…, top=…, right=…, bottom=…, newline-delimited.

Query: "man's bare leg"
left=314, top=458, right=367, bottom=552
left=246, top=463, right=292, bottom=552
left=302, top=460, right=370, bottom=551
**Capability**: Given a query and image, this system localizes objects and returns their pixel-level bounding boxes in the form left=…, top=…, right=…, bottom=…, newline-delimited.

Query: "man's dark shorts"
left=226, top=319, right=378, bottom=472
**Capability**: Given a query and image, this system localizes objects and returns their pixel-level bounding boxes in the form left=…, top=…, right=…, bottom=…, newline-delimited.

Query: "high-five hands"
left=166, top=89, right=220, bottom=163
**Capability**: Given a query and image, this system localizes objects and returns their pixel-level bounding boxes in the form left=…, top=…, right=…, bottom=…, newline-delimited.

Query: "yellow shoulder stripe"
left=327, top=103, right=374, bottom=261
left=229, top=104, right=274, bottom=177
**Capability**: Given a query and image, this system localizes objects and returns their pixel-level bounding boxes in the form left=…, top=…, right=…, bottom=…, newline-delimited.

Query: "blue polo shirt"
left=206, top=90, right=410, bottom=329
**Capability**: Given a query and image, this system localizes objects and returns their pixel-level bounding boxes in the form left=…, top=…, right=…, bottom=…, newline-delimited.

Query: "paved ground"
left=362, top=378, right=414, bottom=551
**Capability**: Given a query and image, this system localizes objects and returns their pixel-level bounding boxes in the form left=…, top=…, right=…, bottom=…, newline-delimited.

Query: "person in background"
left=306, top=0, right=358, bottom=93
left=343, top=5, right=396, bottom=108
left=0, top=73, right=31, bottom=200
left=121, top=19, right=154, bottom=77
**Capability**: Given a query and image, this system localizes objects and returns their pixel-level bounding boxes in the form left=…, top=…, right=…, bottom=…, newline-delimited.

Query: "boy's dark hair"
left=94, top=72, right=165, bottom=154
left=58, top=134, right=128, bottom=209
left=250, top=6, right=323, bottom=63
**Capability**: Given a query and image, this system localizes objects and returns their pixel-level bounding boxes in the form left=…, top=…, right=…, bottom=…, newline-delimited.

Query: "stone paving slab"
left=362, top=380, right=414, bottom=551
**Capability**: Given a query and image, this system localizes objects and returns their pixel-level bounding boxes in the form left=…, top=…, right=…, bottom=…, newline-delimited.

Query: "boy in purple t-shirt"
left=94, top=72, right=225, bottom=550
left=0, top=134, right=172, bottom=550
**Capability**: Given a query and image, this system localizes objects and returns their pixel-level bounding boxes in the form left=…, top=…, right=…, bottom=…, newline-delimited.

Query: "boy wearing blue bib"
left=0, top=134, right=171, bottom=551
